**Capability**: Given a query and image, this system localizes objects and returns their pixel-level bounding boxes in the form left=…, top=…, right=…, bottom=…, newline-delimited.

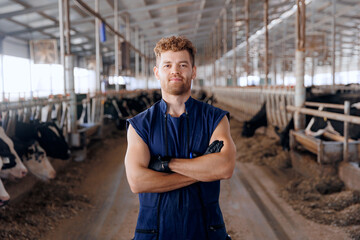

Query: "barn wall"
left=3, top=37, right=29, bottom=59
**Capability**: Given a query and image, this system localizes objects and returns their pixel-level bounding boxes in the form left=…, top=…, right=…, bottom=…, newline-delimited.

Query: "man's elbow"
left=129, top=184, right=141, bottom=194
left=222, top=154, right=236, bottom=180
left=127, top=174, right=144, bottom=194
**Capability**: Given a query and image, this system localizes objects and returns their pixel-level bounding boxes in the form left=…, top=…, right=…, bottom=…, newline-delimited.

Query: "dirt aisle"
left=40, top=131, right=139, bottom=240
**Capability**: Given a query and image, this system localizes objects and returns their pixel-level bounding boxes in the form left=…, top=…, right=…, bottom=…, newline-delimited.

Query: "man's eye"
left=164, top=65, right=170, bottom=68
left=180, top=64, right=187, bottom=68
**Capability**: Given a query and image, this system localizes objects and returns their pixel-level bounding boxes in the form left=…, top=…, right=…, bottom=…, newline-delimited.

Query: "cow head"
left=0, top=127, right=28, bottom=180
left=22, top=142, right=56, bottom=181
left=36, top=122, right=70, bottom=160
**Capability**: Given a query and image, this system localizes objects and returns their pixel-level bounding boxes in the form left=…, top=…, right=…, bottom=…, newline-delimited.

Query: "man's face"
left=154, top=50, right=196, bottom=96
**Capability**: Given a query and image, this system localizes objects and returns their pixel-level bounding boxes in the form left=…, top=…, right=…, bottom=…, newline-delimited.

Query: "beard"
left=163, top=79, right=191, bottom=96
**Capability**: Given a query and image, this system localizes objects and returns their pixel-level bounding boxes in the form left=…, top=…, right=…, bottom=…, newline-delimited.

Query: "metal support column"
left=272, top=52, right=277, bottom=85
left=114, top=0, right=119, bottom=91
left=343, top=101, right=350, bottom=162
left=64, top=0, right=71, bottom=55
left=125, top=13, right=130, bottom=75
left=232, top=0, right=237, bottom=86
left=331, top=0, right=336, bottom=86
left=63, top=0, right=76, bottom=136
left=0, top=37, right=4, bottom=102
left=135, top=26, right=139, bottom=78
left=217, top=22, right=221, bottom=85
left=245, top=0, right=250, bottom=85
left=223, top=10, right=228, bottom=86
left=282, top=21, right=287, bottom=85
left=294, top=0, right=306, bottom=130
left=95, top=0, right=101, bottom=92
left=141, top=35, right=145, bottom=79
left=264, top=0, right=269, bottom=86
left=212, top=34, right=216, bottom=87
left=310, top=3, right=315, bottom=86
left=145, top=43, right=149, bottom=89
left=65, top=55, right=77, bottom=133
left=58, top=0, right=66, bottom=95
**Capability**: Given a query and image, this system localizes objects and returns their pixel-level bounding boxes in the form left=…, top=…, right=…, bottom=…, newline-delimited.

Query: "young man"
left=125, top=36, right=236, bottom=240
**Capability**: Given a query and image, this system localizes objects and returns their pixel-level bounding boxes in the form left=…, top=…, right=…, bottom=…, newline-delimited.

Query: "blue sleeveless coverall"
left=127, top=97, right=229, bottom=240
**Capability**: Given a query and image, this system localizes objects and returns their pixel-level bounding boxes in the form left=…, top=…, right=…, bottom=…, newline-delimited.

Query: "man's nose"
left=171, top=65, right=180, bottom=74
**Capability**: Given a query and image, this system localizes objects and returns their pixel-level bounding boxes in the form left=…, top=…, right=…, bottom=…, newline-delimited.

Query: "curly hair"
left=154, top=36, right=197, bottom=66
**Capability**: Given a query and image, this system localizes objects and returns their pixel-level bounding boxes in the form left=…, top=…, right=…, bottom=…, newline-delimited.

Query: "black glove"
left=148, top=155, right=172, bottom=173
left=192, top=140, right=224, bottom=158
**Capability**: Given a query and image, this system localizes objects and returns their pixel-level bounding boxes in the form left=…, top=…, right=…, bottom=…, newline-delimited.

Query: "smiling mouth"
left=170, top=78, right=182, bottom=82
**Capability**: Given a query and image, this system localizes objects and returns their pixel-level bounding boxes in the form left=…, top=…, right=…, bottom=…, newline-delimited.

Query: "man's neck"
left=162, top=92, right=191, bottom=117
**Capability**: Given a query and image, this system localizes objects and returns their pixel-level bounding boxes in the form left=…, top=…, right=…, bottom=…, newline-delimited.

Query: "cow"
left=275, top=100, right=360, bottom=151
left=0, top=127, right=28, bottom=180
left=305, top=105, right=360, bottom=139
left=242, top=103, right=267, bottom=137
left=15, top=121, right=70, bottom=160
left=0, top=159, right=10, bottom=207
left=12, top=138, right=56, bottom=181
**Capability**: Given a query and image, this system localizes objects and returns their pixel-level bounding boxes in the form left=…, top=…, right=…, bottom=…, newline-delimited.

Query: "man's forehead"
left=159, top=50, right=191, bottom=62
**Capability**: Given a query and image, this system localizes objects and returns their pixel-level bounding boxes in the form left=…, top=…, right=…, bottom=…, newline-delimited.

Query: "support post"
left=125, top=13, right=130, bottom=75
left=58, top=0, right=66, bottom=95
left=282, top=21, right=287, bottom=85
left=0, top=37, right=4, bottom=102
left=232, top=0, right=237, bottom=86
left=264, top=0, right=269, bottom=86
left=141, top=35, right=145, bottom=81
left=95, top=0, right=101, bottom=92
left=65, top=54, right=77, bottom=133
left=64, top=0, right=71, bottom=55
left=331, top=0, right=336, bottom=86
left=223, top=10, right=228, bottom=86
left=145, top=43, right=149, bottom=89
left=343, top=101, right=350, bottom=162
left=310, top=3, right=315, bottom=86
left=217, top=21, right=221, bottom=85
left=213, top=34, right=216, bottom=87
left=245, top=0, right=250, bottom=85
left=294, top=0, right=306, bottom=130
left=114, top=0, right=119, bottom=91
left=135, top=26, right=139, bottom=78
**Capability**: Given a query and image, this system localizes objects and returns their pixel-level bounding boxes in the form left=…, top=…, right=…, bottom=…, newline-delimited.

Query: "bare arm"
left=124, top=124, right=197, bottom=194
left=169, top=116, right=236, bottom=182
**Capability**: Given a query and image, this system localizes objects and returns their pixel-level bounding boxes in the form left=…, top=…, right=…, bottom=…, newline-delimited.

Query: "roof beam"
left=0, top=2, right=56, bottom=19
left=72, top=0, right=198, bottom=25
left=130, top=5, right=222, bottom=28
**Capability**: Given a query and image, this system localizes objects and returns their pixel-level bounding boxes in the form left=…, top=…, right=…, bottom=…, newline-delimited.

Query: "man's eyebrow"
left=162, top=60, right=190, bottom=64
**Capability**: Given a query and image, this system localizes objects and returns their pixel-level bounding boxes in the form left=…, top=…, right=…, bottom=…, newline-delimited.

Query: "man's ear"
left=154, top=66, right=160, bottom=80
left=192, top=66, right=197, bottom=80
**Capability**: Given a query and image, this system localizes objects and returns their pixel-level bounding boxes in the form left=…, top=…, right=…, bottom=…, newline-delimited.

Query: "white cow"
left=0, top=159, right=10, bottom=206
left=21, top=142, right=56, bottom=181
left=0, top=127, right=27, bottom=180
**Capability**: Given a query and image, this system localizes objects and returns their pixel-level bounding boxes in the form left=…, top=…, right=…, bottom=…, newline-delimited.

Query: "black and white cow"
left=0, top=159, right=10, bottom=207
left=15, top=121, right=70, bottom=160
left=0, top=127, right=28, bottom=180
left=242, top=103, right=267, bottom=137
left=275, top=98, right=360, bottom=151
left=12, top=138, right=56, bottom=181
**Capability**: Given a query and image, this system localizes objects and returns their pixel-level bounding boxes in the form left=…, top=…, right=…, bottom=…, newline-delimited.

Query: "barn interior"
left=0, top=0, right=360, bottom=239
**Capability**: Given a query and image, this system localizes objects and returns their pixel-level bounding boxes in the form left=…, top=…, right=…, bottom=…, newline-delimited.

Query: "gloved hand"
left=148, top=155, right=172, bottom=173
left=192, top=140, right=224, bottom=158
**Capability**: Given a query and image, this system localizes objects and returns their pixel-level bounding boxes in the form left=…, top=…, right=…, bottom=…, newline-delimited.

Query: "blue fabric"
left=127, top=97, right=229, bottom=240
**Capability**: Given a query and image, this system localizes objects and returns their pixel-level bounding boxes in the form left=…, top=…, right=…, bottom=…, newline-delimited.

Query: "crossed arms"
left=124, top=116, right=236, bottom=194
